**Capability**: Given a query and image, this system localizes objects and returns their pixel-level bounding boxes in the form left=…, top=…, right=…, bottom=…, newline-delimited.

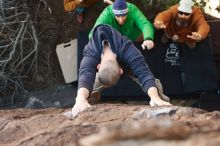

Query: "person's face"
left=115, top=15, right=127, bottom=25
left=177, top=11, right=191, bottom=21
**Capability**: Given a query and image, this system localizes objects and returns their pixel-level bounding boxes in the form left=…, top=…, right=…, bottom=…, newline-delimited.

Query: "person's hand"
left=72, top=98, right=91, bottom=118
left=149, top=97, right=172, bottom=107
left=142, top=40, right=154, bottom=50
left=103, top=0, right=113, bottom=5
left=154, top=21, right=166, bottom=29
left=187, top=32, right=202, bottom=41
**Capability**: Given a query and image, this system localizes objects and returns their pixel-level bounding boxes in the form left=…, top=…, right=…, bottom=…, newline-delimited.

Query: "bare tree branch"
left=0, top=0, right=39, bottom=103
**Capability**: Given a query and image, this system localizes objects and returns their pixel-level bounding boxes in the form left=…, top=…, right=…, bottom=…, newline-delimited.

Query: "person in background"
left=89, top=0, right=155, bottom=50
left=154, top=0, right=210, bottom=48
left=64, top=0, right=100, bottom=23
left=72, top=24, right=171, bottom=118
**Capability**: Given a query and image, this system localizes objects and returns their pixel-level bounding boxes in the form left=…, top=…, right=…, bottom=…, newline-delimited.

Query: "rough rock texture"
left=0, top=104, right=220, bottom=146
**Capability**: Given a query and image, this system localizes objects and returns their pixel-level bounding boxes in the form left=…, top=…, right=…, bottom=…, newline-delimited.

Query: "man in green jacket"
left=89, top=0, right=155, bottom=50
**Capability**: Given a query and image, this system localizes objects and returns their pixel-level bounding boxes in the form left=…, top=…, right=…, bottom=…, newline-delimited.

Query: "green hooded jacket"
left=88, top=2, right=154, bottom=41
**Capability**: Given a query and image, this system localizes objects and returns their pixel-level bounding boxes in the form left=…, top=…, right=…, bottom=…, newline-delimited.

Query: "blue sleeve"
left=78, top=56, right=99, bottom=93
left=121, top=41, right=156, bottom=93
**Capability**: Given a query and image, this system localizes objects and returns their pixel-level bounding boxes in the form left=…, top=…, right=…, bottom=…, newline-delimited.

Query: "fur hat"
left=178, top=0, right=194, bottom=14
left=113, top=0, right=128, bottom=16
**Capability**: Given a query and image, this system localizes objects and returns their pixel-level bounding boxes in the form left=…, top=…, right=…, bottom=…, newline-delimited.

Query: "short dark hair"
left=98, top=60, right=121, bottom=87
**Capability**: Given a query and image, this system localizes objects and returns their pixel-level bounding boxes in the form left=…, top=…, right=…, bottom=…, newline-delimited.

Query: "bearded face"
left=176, top=11, right=191, bottom=27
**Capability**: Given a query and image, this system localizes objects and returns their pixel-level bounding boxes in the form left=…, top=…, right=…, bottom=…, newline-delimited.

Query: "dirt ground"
left=1, top=104, right=220, bottom=146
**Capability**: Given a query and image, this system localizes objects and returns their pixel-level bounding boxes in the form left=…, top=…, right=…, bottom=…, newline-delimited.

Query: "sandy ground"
left=1, top=104, right=220, bottom=146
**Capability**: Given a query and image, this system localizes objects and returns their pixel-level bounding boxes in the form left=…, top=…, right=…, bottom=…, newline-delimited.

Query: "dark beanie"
left=113, top=0, right=128, bottom=16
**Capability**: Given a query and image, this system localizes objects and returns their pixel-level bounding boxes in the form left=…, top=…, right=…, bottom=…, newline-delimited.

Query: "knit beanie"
left=178, top=0, right=194, bottom=14
left=113, top=0, right=128, bottom=16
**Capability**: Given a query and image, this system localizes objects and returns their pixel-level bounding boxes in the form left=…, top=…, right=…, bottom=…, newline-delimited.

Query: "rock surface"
left=0, top=104, right=220, bottom=146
